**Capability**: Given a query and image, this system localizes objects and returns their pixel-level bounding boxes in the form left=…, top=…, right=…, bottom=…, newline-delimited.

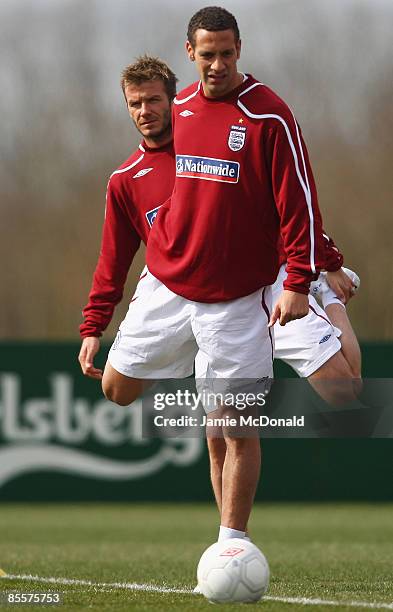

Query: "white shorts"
left=273, top=265, right=341, bottom=377
left=108, top=267, right=274, bottom=385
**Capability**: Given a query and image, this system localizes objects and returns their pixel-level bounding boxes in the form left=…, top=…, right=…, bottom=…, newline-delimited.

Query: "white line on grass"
left=2, top=574, right=393, bottom=609
left=2, top=574, right=188, bottom=594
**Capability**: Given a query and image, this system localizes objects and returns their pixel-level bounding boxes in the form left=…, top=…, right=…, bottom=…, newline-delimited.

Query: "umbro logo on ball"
left=220, top=547, right=245, bottom=557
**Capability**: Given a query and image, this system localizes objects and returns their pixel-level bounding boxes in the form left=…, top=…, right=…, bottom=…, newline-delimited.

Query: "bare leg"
left=102, top=361, right=148, bottom=406
left=207, top=436, right=226, bottom=514
left=308, top=348, right=361, bottom=405
left=325, top=304, right=362, bottom=378
left=207, top=435, right=253, bottom=536
left=220, top=435, right=261, bottom=531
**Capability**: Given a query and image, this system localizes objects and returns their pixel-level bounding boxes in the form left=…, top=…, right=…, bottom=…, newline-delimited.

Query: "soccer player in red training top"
left=102, top=5, right=327, bottom=545
left=79, top=57, right=177, bottom=385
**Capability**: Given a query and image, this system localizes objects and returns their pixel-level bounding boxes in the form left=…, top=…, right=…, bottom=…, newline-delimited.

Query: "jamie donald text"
left=153, top=415, right=305, bottom=428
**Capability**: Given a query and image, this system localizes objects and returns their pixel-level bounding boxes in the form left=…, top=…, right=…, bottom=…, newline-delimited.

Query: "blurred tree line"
left=0, top=0, right=392, bottom=341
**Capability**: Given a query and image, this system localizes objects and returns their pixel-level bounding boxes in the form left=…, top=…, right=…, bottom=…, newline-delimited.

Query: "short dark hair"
left=120, top=55, right=178, bottom=101
left=187, top=6, right=240, bottom=47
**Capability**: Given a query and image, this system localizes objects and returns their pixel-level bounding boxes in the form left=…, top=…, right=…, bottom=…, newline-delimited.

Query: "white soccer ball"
left=197, top=538, right=270, bottom=603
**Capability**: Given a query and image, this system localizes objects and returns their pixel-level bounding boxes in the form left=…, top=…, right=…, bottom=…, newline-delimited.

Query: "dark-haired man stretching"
left=104, top=6, right=326, bottom=543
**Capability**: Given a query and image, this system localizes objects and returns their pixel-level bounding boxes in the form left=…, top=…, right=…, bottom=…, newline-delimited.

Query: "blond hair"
left=121, top=55, right=178, bottom=101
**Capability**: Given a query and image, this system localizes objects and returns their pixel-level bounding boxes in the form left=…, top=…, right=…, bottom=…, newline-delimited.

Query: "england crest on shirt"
left=228, top=125, right=246, bottom=152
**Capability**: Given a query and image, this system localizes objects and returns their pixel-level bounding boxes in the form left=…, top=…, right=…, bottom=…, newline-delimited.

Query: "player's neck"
left=144, top=129, right=173, bottom=150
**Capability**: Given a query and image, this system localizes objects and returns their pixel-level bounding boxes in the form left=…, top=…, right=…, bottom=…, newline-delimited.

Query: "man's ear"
left=186, top=40, right=195, bottom=61
left=236, top=39, right=242, bottom=60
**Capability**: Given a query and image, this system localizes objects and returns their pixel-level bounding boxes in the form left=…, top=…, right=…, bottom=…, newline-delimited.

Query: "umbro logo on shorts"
left=112, top=329, right=122, bottom=350
left=176, top=155, right=240, bottom=184
left=145, top=205, right=162, bottom=227
left=133, top=167, right=153, bottom=179
left=319, top=334, right=332, bottom=344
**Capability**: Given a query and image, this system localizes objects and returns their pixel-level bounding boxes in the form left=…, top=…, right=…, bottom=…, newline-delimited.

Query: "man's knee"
left=102, top=365, right=142, bottom=406
left=102, top=382, right=134, bottom=406
left=310, top=351, right=361, bottom=405
left=224, top=436, right=260, bottom=455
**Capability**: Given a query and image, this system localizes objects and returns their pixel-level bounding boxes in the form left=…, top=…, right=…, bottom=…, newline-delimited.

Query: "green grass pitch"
left=0, top=503, right=392, bottom=611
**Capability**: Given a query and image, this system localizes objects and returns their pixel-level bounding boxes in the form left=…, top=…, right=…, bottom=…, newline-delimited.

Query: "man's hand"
left=269, top=290, right=309, bottom=327
left=326, top=269, right=356, bottom=304
left=78, top=337, right=103, bottom=380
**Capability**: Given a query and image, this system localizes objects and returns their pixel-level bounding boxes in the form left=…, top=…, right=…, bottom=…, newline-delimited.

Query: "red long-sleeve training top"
left=79, top=141, right=174, bottom=338
left=146, top=75, right=325, bottom=302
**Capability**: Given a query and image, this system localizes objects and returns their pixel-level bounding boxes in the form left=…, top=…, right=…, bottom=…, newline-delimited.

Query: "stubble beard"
left=138, top=108, right=172, bottom=146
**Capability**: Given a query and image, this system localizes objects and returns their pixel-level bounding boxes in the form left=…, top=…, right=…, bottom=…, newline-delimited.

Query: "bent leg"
left=103, top=270, right=197, bottom=406
left=308, top=350, right=360, bottom=405
left=325, top=304, right=361, bottom=378
left=102, top=361, right=147, bottom=406
left=274, top=272, right=361, bottom=405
